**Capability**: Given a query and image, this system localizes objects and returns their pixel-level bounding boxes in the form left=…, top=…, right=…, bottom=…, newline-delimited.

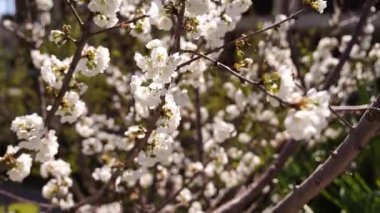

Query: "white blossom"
left=41, top=55, right=71, bottom=89
left=77, top=46, right=110, bottom=77
left=285, top=89, right=331, bottom=140
left=36, top=0, right=54, bottom=11
left=49, top=30, right=66, bottom=46
left=189, top=201, right=204, bottom=213
left=42, top=177, right=73, bottom=202
left=82, top=137, right=103, bottom=155
left=156, top=94, right=181, bottom=134
left=56, top=91, right=87, bottom=123
left=313, top=0, right=327, bottom=14
left=88, top=0, right=122, bottom=28
left=11, top=113, right=45, bottom=140
left=148, top=1, right=173, bottom=31
left=93, top=14, right=119, bottom=28
left=177, top=188, right=192, bottom=203
left=88, top=0, right=122, bottom=16
left=186, top=0, right=210, bottom=16
left=212, top=117, right=236, bottom=143
left=40, top=159, right=72, bottom=178
left=130, top=75, right=162, bottom=108
left=92, top=166, right=112, bottom=183
left=31, top=50, right=49, bottom=69
left=34, top=130, right=59, bottom=162
left=134, top=43, right=180, bottom=84
left=6, top=154, right=32, bottom=182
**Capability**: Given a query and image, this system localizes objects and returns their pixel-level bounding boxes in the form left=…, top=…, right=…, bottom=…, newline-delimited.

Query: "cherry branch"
left=330, top=104, right=380, bottom=113
left=44, top=14, right=93, bottom=126
left=124, top=0, right=187, bottom=168
left=329, top=106, right=353, bottom=129
left=180, top=49, right=293, bottom=107
left=272, top=96, right=380, bottom=213
left=176, top=8, right=305, bottom=71
left=66, top=0, right=84, bottom=26
left=71, top=2, right=188, bottom=208
left=90, top=15, right=149, bottom=36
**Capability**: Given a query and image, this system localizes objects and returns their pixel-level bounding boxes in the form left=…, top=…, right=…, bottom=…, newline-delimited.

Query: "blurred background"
left=1, top=0, right=380, bottom=212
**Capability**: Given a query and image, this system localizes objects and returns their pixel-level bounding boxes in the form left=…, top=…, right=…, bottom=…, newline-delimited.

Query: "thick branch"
left=322, top=0, right=373, bottom=90
left=272, top=96, right=380, bottom=213
left=212, top=140, right=299, bottom=213
left=171, top=0, right=186, bottom=54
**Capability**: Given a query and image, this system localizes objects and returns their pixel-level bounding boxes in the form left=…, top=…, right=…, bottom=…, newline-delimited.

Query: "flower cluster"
left=89, top=0, right=122, bottom=28
left=0, top=114, right=59, bottom=183
left=35, top=0, right=54, bottom=25
left=41, top=159, right=74, bottom=209
left=37, top=44, right=110, bottom=123
left=8, top=0, right=380, bottom=211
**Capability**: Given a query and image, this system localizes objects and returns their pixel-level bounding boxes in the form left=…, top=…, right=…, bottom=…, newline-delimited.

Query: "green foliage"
left=0, top=203, right=39, bottom=213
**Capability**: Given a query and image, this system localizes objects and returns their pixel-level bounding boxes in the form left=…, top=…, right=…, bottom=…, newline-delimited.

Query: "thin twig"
left=176, top=9, right=305, bottom=71
left=0, top=189, right=56, bottom=209
left=331, top=104, right=370, bottom=111
left=195, top=88, right=204, bottom=163
left=331, top=105, right=380, bottom=114
left=329, top=106, right=353, bottom=129
left=66, top=0, right=84, bottom=25
left=272, top=96, right=380, bottom=213
left=90, top=15, right=149, bottom=36
left=180, top=49, right=293, bottom=107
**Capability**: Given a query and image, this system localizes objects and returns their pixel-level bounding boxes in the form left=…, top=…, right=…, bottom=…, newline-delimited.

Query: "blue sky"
left=0, top=0, right=15, bottom=16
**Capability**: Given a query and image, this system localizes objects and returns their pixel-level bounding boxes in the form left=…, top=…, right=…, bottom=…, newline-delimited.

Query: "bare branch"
left=331, top=104, right=369, bottom=111
left=0, top=189, right=56, bottom=209
left=329, top=106, right=353, bottom=129
left=90, top=15, right=149, bottom=36
left=66, top=0, right=84, bottom=26
left=180, top=49, right=293, bottom=107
